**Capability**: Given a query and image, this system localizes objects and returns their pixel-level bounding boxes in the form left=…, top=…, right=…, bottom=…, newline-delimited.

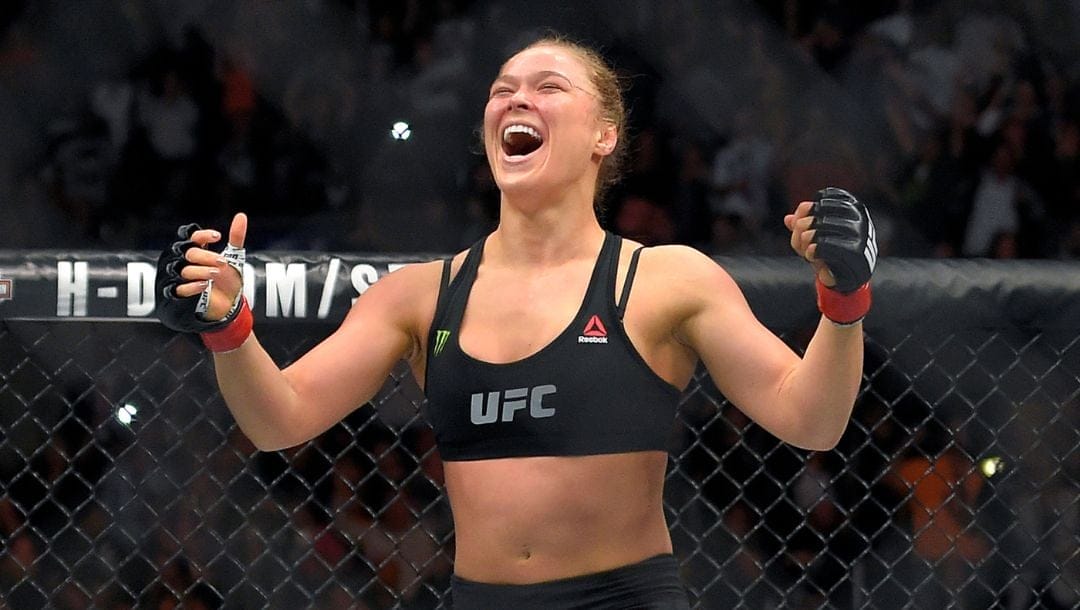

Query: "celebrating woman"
left=155, top=35, right=876, bottom=609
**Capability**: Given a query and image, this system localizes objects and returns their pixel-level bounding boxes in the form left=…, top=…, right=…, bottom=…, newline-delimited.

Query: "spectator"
left=90, top=78, right=136, bottom=163
left=1047, top=116, right=1079, bottom=227
left=670, top=138, right=713, bottom=248
left=885, top=419, right=992, bottom=607
left=39, top=113, right=112, bottom=241
left=136, top=65, right=201, bottom=216
left=961, top=141, right=1046, bottom=257
left=708, top=111, right=775, bottom=233
left=612, top=193, right=675, bottom=246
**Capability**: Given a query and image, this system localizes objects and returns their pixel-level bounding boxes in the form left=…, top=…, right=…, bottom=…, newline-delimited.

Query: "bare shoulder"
left=636, top=243, right=724, bottom=272
left=632, top=244, right=743, bottom=304
left=342, top=253, right=470, bottom=349
left=356, top=259, right=442, bottom=306
left=338, top=258, right=442, bottom=337
left=371, top=248, right=471, bottom=292
left=615, top=242, right=749, bottom=350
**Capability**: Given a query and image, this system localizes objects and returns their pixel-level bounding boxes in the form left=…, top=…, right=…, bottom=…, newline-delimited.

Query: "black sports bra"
left=423, top=232, right=681, bottom=461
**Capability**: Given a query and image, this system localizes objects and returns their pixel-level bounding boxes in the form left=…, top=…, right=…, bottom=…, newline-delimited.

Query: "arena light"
left=978, top=456, right=1004, bottom=478
left=116, top=403, right=138, bottom=426
left=390, top=121, right=412, bottom=141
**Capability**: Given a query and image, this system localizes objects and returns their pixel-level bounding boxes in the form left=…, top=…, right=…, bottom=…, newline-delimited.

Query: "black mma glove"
left=811, top=187, right=877, bottom=293
left=810, top=187, right=876, bottom=325
left=155, top=223, right=238, bottom=334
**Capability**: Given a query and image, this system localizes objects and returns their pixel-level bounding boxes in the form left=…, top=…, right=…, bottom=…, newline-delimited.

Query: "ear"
left=595, top=120, right=618, bottom=157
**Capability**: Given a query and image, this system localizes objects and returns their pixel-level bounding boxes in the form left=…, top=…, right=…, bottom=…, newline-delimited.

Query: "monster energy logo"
left=433, top=329, right=451, bottom=356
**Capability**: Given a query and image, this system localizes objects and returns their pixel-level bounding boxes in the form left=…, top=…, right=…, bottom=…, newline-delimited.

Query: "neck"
left=489, top=189, right=605, bottom=267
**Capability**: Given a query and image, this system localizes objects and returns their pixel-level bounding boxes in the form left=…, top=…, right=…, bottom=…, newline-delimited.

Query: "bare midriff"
left=444, top=450, right=673, bottom=584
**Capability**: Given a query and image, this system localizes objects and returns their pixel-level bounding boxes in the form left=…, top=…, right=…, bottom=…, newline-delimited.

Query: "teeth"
left=503, top=124, right=541, bottom=142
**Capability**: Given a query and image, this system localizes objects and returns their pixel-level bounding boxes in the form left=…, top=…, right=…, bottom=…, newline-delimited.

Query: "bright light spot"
left=390, top=121, right=412, bottom=141
left=978, top=456, right=1003, bottom=477
left=116, top=403, right=138, bottom=426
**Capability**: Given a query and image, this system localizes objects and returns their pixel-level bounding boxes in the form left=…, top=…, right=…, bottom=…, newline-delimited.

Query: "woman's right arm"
left=170, top=214, right=435, bottom=451
left=211, top=267, right=425, bottom=450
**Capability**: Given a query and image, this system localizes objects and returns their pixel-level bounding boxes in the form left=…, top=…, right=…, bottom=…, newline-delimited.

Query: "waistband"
left=451, top=553, right=690, bottom=610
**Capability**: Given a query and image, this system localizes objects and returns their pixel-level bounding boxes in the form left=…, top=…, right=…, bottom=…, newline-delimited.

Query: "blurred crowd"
left=815, top=0, right=1080, bottom=259
left=0, top=0, right=1076, bottom=259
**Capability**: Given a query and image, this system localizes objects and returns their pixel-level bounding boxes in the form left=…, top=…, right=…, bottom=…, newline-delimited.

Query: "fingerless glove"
left=155, top=223, right=252, bottom=351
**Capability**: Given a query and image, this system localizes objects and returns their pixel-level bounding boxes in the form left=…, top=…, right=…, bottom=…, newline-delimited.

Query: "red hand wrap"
left=200, top=297, right=253, bottom=352
left=816, top=279, right=871, bottom=326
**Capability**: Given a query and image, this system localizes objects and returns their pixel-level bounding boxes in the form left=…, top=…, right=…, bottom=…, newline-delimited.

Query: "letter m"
left=266, top=263, right=307, bottom=317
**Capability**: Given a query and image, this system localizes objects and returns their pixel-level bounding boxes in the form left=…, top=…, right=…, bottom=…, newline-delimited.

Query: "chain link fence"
left=1, top=253, right=1078, bottom=609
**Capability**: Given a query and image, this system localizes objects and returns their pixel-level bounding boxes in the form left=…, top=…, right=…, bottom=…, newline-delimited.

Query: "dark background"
left=0, top=0, right=1077, bottom=260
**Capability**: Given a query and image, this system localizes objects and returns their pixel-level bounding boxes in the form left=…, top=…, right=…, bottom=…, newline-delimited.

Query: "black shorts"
left=451, top=553, right=691, bottom=610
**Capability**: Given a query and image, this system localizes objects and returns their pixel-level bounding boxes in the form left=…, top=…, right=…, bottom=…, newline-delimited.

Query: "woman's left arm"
left=666, top=188, right=876, bottom=450
left=662, top=247, right=860, bottom=451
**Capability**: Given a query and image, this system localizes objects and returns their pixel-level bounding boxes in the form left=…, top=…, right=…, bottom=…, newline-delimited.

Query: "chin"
left=496, top=176, right=543, bottom=201
left=494, top=155, right=546, bottom=192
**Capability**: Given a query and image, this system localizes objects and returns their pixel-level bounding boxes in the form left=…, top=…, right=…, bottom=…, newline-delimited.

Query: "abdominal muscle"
left=444, top=450, right=673, bottom=584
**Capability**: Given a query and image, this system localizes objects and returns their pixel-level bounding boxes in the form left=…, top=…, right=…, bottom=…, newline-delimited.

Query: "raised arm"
left=672, top=188, right=875, bottom=450
left=155, top=213, right=434, bottom=451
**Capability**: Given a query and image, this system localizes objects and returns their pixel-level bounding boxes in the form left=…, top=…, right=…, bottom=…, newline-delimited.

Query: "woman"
left=156, top=36, right=876, bottom=609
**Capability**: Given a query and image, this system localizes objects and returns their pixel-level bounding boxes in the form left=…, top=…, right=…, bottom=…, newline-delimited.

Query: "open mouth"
left=501, top=124, right=544, bottom=158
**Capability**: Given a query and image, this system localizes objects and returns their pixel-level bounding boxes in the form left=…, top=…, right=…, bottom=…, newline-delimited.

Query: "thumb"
left=816, top=263, right=837, bottom=287
left=228, top=212, right=248, bottom=248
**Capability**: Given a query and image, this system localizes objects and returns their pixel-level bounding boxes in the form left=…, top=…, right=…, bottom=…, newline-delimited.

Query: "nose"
left=508, top=87, right=532, bottom=110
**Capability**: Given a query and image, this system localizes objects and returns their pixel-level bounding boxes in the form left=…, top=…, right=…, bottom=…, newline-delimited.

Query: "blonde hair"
left=502, top=35, right=629, bottom=214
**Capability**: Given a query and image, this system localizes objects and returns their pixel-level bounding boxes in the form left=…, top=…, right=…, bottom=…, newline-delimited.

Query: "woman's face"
left=483, top=44, right=615, bottom=201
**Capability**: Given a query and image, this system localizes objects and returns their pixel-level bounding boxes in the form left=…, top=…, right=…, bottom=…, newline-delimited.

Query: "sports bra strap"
left=616, top=246, right=646, bottom=320
left=433, top=236, right=484, bottom=327
left=434, top=257, right=453, bottom=317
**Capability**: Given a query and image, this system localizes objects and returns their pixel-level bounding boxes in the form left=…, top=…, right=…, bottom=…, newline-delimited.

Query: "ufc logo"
left=470, top=384, right=557, bottom=424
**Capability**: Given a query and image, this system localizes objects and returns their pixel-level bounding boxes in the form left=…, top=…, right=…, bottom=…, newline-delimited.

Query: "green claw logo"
left=433, top=329, right=451, bottom=356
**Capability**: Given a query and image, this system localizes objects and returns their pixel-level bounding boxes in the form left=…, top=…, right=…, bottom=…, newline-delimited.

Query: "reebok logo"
left=578, top=314, right=608, bottom=344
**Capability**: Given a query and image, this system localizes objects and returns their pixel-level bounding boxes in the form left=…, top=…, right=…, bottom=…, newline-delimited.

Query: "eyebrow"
left=491, top=70, right=576, bottom=87
left=490, top=70, right=597, bottom=98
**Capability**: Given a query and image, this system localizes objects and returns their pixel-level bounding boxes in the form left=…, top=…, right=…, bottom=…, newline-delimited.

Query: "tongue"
left=504, top=132, right=542, bottom=156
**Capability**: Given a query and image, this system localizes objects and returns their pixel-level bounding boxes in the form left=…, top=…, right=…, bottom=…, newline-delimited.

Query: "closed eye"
left=489, top=71, right=577, bottom=98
